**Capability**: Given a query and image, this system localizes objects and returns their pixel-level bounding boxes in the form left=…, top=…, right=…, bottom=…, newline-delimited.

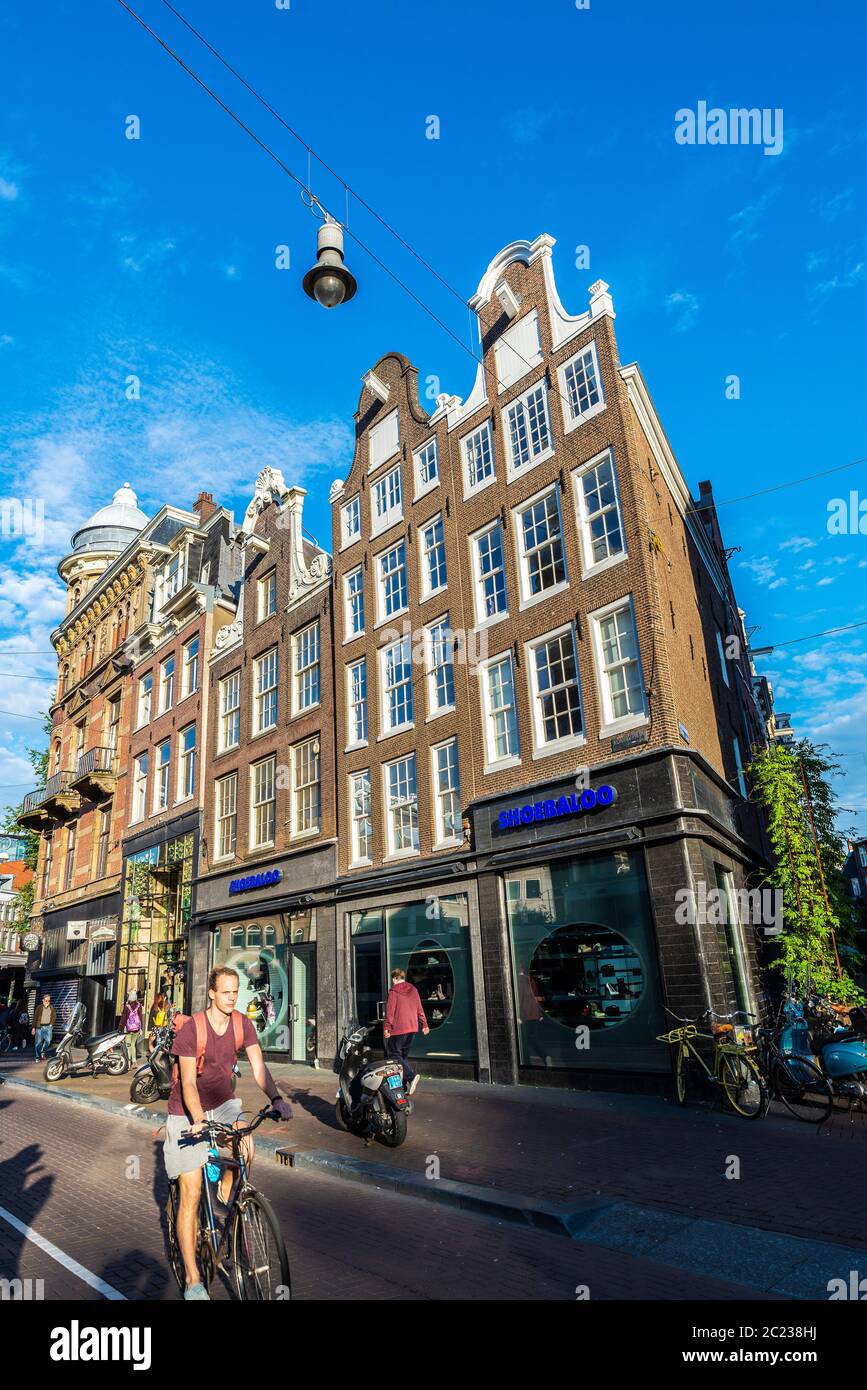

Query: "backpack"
left=173, top=1010, right=246, bottom=1076
left=124, top=1003, right=142, bottom=1033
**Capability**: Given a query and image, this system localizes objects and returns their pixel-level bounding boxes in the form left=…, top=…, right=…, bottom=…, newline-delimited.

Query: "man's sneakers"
left=409, top=1074, right=420, bottom=1096
left=184, top=1283, right=210, bottom=1300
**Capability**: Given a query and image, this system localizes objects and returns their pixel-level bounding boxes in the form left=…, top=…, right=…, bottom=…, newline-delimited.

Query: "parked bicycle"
left=166, top=1104, right=290, bottom=1301
left=0, top=1026, right=13, bottom=1054
left=753, top=1019, right=834, bottom=1124
left=656, top=1006, right=767, bottom=1118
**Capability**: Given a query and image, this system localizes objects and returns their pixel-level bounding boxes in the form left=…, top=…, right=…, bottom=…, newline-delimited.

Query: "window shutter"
left=494, top=311, right=542, bottom=392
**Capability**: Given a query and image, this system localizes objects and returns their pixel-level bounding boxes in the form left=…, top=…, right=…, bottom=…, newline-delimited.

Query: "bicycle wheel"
left=720, top=1051, right=766, bottom=1118
left=166, top=1181, right=216, bottom=1296
left=674, top=1043, right=690, bottom=1106
left=230, top=1190, right=291, bottom=1301
left=772, top=1055, right=834, bottom=1124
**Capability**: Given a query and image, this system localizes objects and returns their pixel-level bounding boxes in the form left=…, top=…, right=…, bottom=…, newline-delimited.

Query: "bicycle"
left=656, top=1007, right=767, bottom=1118
left=0, top=1027, right=13, bottom=1054
left=166, top=1105, right=291, bottom=1301
left=752, top=1022, right=834, bottom=1124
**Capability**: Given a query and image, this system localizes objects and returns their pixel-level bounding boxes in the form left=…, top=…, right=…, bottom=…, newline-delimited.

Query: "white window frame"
left=132, top=752, right=149, bottom=823
left=383, top=754, right=419, bottom=859
left=344, top=566, right=365, bottom=641
left=419, top=512, right=448, bottom=601
left=513, top=483, right=569, bottom=609
left=218, top=670, right=241, bottom=752
left=572, top=447, right=627, bottom=577
left=215, top=772, right=238, bottom=861
left=733, top=735, right=747, bottom=799
left=292, top=621, right=321, bottom=715
left=137, top=673, right=153, bottom=729
left=461, top=420, right=496, bottom=499
left=469, top=520, right=509, bottom=628
left=182, top=634, right=199, bottom=698
left=375, top=540, right=408, bottom=624
left=253, top=647, right=278, bottom=735
left=154, top=739, right=171, bottom=814
left=853, top=878, right=863, bottom=898
left=349, top=770, right=372, bottom=866
left=368, top=408, right=400, bottom=473
left=525, top=623, right=586, bottom=757
left=250, top=756, right=276, bottom=849
left=557, top=339, right=606, bottom=433
left=431, top=737, right=461, bottom=849
left=479, top=651, right=521, bottom=771
left=502, top=378, right=554, bottom=480
left=177, top=723, right=196, bottom=802
left=379, top=636, right=415, bottom=736
left=158, top=654, right=175, bottom=715
left=589, top=595, right=648, bottom=738
left=860, top=847, right=867, bottom=869
left=257, top=570, right=277, bottom=622
left=371, top=463, right=403, bottom=537
left=341, top=495, right=361, bottom=549
left=413, top=437, right=439, bottom=500
left=424, top=615, right=456, bottom=719
left=346, top=658, right=368, bottom=748
left=494, top=308, right=543, bottom=394
left=291, top=737, right=321, bottom=839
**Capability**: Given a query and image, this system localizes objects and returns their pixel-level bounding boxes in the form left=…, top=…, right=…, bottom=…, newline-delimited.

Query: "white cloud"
left=816, top=576, right=835, bottom=587
left=0, top=177, right=18, bottom=202
left=738, top=554, right=780, bottom=587
left=728, top=187, right=780, bottom=249
left=779, top=536, right=816, bottom=553
left=798, top=558, right=816, bottom=572
left=664, top=290, right=700, bottom=332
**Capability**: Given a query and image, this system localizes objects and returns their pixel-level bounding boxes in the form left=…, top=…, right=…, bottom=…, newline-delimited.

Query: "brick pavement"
left=0, top=1085, right=778, bottom=1301
left=3, top=1050, right=865, bottom=1253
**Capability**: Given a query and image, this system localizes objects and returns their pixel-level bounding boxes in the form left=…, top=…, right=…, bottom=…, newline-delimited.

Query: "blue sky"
left=0, top=0, right=865, bottom=831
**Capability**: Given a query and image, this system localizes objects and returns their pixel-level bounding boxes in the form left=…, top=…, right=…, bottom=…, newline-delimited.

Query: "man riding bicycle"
left=163, top=965, right=292, bottom=1300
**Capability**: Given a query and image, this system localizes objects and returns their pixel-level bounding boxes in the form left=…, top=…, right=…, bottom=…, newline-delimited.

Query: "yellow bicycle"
left=656, top=1007, right=767, bottom=1119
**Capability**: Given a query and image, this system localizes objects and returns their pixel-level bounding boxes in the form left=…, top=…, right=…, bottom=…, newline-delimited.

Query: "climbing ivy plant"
left=748, top=738, right=862, bottom=1002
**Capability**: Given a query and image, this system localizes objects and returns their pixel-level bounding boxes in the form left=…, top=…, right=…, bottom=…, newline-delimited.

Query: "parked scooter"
left=334, top=1018, right=412, bottom=1148
left=43, top=1003, right=129, bottom=1083
left=245, top=986, right=276, bottom=1035
left=129, top=1022, right=175, bottom=1104
left=781, top=992, right=867, bottom=1103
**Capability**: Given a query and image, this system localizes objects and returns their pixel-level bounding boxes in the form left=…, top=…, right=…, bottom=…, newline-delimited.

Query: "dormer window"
left=156, top=548, right=186, bottom=619
left=371, top=464, right=403, bottom=536
left=368, top=408, right=400, bottom=472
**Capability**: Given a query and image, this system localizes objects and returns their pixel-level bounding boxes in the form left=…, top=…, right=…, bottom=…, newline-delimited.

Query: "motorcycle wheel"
left=44, top=1055, right=69, bottom=1083
left=376, top=1095, right=408, bottom=1148
left=131, top=1072, right=159, bottom=1104
left=335, top=1098, right=366, bottom=1134
left=106, top=1051, right=129, bottom=1076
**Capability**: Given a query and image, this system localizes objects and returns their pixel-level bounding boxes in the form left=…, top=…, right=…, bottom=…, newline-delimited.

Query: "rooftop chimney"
left=194, top=491, right=217, bottom=523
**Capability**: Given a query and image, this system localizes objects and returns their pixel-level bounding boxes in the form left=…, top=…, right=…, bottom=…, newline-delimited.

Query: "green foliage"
left=748, top=739, right=862, bottom=1002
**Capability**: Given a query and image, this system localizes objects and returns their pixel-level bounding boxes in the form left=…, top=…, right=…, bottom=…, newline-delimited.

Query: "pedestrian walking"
left=32, top=994, right=56, bottom=1061
left=147, top=992, right=168, bottom=1049
left=382, top=968, right=429, bottom=1096
left=12, top=999, right=30, bottom=1051
left=120, top=991, right=145, bottom=1066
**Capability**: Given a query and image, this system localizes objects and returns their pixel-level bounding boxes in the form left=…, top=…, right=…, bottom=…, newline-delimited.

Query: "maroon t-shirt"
left=168, top=1012, right=259, bottom=1117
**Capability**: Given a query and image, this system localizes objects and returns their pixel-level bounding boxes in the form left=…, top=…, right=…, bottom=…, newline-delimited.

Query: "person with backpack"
left=163, top=965, right=292, bottom=1301
left=120, top=991, right=145, bottom=1067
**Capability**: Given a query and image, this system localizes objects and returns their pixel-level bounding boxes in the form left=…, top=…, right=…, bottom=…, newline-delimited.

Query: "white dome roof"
left=69, top=482, right=149, bottom=555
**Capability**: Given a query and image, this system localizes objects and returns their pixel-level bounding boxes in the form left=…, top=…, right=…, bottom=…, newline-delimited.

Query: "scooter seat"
left=85, top=1032, right=124, bottom=1048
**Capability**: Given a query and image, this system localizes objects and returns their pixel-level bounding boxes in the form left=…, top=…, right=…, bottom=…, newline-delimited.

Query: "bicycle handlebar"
left=179, top=1105, right=283, bottom=1145
left=663, top=1004, right=755, bottom=1026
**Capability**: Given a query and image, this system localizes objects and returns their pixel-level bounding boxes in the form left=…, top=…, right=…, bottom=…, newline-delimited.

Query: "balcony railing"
left=21, top=787, right=50, bottom=816
left=45, top=770, right=75, bottom=798
left=76, top=746, right=117, bottom=778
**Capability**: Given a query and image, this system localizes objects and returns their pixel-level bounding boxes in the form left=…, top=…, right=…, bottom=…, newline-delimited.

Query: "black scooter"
left=43, top=1003, right=129, bottom=1083
left=334, top=1018, right=412, bottom=1148
left=129, top=1022, right=175, bottom=1104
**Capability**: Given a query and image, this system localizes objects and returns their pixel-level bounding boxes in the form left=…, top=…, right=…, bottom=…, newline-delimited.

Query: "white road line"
left=0, top=1203, right=126, bottom=1300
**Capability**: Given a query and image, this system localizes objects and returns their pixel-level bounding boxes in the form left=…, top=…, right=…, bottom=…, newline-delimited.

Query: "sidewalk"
left=3, top=1048, right=866, bottom=1253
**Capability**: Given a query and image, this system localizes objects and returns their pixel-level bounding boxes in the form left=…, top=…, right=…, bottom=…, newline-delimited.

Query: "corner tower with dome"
left=19, top=481, right=152, bottom=1033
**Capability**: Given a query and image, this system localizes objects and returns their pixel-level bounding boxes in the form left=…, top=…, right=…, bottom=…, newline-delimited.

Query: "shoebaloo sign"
left=497, top=785, right=617, bottom=832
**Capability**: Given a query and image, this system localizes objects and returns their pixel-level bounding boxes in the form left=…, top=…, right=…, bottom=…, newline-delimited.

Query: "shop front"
left=336, top=874, right=490, bottom=1082
left=29, top=892, right=121, bottom=1035
left=119, top=814, right=198, bottom=1019
left=472, top=749, right=766, bottom=1089
left=192, top=842, right=337, bottom=1065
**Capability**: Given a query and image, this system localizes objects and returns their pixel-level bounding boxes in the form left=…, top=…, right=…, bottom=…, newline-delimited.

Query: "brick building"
left=19, top=485, right=150, bottom=1032
left=118, top=492, right=237, bottom=1018
left=327, top=235, right=772, bottom=1087
left=193, top=469, right=338, bottom=1062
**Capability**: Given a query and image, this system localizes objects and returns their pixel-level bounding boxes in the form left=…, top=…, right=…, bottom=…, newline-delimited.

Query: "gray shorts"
left=163, top=1099, right=243, bottom=1181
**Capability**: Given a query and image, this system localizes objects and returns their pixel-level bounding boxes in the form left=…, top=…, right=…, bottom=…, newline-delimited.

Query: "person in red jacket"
left=383, top=968, right=429, bottom=1095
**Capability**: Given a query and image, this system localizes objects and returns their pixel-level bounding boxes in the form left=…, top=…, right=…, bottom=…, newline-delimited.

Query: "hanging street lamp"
left=302, top=216, right=357, bottom=309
